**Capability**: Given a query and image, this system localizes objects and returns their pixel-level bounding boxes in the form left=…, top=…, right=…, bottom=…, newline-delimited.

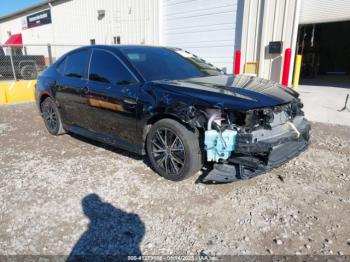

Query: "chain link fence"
left=0, top=44, right=81, bottom=81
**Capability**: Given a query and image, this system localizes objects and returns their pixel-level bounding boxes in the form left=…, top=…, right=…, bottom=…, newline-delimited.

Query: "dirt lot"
left=0, top=102, right=349, bottom=257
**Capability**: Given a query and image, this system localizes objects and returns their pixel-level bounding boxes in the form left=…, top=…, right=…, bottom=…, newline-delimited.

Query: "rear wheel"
left=146, top=119, right=202, bottom=181
left=41, top=97, right=66, bottom=135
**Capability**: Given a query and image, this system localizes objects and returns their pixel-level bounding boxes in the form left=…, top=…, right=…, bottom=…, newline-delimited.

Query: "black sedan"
left=35, top=45, right=310, bottom=183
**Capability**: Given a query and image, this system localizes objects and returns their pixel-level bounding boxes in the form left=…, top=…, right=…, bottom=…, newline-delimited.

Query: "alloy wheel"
left=42, top=101, right=58, bottom=132
left=150, top=128, right=186, bottom=176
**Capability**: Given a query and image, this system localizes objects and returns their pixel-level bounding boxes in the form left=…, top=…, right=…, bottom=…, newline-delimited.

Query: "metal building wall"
left=240, top=0, right=300, bottom=84
left=0, top=9, right=54, bottom=46
left=50, top=0, right=159, bottom=57
left=160, top=0, right=244, bottom=73
left=300, top=0, right=350, bottom=24
left=0, top=0, right=159, bottom=57
left=51, top=0, right=159, bottom=46
left=0, top=7, right=54, bottom=58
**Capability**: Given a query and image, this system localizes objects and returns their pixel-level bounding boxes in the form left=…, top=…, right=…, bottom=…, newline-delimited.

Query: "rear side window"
left=89, top=49, right=135, bottom=85
left=64, top=50, right=88, bottom=79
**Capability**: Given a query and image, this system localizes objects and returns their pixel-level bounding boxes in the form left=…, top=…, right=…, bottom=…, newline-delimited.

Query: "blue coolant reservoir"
left=204, top=129, right=237, bottom=162
left=204, top=130, right=218, bottom=162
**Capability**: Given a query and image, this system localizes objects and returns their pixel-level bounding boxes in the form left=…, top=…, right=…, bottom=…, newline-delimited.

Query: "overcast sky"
left=0, top=0, right=43, bottom=17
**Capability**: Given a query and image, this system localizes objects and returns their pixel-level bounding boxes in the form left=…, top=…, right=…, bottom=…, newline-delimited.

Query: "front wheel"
left=146, top=119, right=203, bottom=181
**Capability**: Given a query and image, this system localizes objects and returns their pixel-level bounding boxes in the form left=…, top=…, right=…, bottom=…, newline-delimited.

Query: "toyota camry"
left=35, top=45, right=310, bottom=183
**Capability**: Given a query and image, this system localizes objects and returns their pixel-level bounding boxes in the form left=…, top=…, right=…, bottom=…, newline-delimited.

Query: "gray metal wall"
left=240, top=0, right=300, bottom=84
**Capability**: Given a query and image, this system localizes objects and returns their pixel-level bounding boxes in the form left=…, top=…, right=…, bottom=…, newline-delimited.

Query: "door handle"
left=81, top=86, right=89, bottom=94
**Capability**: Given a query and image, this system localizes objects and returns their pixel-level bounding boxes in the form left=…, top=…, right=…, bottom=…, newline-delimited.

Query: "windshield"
left=120, top=47, right=223, bottom=81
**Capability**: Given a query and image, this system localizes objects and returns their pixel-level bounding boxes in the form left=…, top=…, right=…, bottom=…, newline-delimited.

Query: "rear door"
left=85, top=48, right=140, bottom=145
left=55, top=49, right=90, bottom=127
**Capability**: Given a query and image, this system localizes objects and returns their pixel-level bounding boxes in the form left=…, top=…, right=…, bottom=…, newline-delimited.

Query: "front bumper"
left=200, top=116, right=311, bottom=183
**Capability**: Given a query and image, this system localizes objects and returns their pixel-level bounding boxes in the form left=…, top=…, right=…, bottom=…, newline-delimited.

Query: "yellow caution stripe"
left=0, top=80, right=36, bottom=105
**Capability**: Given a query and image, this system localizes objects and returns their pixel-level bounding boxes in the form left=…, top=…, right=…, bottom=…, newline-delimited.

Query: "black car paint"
left=36, top=45, right=301, bottom=158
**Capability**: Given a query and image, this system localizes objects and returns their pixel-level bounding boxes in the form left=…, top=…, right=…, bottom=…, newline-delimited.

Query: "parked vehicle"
left=0, top=46, right=46, bottom=79
left=35, top=45, right=310, bottom=183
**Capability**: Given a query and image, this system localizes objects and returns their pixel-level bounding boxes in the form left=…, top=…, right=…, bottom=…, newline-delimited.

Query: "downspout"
left=239, top=0, right=250, bottom=74
left=158, top=0, right=163, bottom=45
left=288, top=0, right=301, bottom=86
left=48, top=2, right=55, bottom=59
left=258, top=0, right=268, bottom=78
left=48, top=3, right=54, bottom=43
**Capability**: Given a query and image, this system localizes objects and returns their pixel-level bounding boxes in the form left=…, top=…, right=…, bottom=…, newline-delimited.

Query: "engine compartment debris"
left=198, top=98, right=310, bottom=183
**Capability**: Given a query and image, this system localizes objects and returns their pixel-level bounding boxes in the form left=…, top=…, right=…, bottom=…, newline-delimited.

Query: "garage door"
left=160, top=0, right=242, bottom=73
left=300, top=0, right=350, bottom=24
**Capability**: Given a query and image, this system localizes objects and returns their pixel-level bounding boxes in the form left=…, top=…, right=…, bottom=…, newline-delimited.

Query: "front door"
left=84, top=49, right=140, bottom=146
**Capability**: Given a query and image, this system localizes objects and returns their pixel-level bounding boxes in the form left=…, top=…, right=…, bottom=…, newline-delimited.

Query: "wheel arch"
left=144, top=115, right=203, bottom=181
left=39, top=93, right=52, bottom=112
left=142, top=113, right=198, bottom=153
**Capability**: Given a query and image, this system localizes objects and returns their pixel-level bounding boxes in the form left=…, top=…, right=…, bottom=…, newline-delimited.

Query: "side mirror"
left=221, top=67, right=227, bottom=74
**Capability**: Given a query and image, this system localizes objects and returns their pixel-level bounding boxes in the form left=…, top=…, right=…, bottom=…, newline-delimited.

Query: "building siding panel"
left=161, top=0, right=243, bottom=73
left=0, top=0, right=159, bottom=58
left=240, top=0, right=298, bottom=83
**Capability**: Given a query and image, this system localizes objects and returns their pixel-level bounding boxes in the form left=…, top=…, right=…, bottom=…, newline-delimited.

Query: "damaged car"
left=35, top=45, right=310, bottom=183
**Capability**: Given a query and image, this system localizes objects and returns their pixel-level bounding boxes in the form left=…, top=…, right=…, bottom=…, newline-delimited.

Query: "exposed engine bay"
left=196, top=98, right=310, bottom=183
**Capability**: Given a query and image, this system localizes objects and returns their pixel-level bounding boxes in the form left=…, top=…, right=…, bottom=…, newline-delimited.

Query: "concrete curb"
left=0, top=80, right=36, bottom=105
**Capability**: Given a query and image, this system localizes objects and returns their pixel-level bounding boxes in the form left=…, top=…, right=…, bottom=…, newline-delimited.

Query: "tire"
left=41, top=97, right=66, bottom=136
left=20, top=64, right=38, bottom=80
left=146, top=119, right=203, bottom=181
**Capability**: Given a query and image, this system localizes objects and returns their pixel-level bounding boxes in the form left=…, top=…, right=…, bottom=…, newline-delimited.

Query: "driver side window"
left=89, top=49, right=136, bottom=85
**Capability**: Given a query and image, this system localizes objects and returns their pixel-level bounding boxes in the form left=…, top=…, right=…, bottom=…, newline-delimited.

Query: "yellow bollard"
left=5, top=80, right=36, bottom=104
left=0, top=80, right=36, bottom=104
left=0, top=85, right=7, bottom=104
left=293, top=55, right=302, bottom=89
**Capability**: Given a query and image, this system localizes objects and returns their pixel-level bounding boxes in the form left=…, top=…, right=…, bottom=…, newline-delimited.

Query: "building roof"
left=0, top=0, right=61, bottom=22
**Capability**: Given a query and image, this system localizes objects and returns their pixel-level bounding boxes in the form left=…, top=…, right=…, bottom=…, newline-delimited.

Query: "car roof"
left=55, top=45, right=184, bottom=70
left=87, top=44, right=171, bottom=49
left=68, top=45, right=178, bottom=53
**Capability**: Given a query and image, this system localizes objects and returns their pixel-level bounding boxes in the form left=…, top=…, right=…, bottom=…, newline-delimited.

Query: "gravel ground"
left=0, top=102, right=349, bottom=257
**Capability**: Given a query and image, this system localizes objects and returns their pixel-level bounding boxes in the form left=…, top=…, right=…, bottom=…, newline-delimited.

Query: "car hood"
left=152, top=75, right=299, bottom=111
